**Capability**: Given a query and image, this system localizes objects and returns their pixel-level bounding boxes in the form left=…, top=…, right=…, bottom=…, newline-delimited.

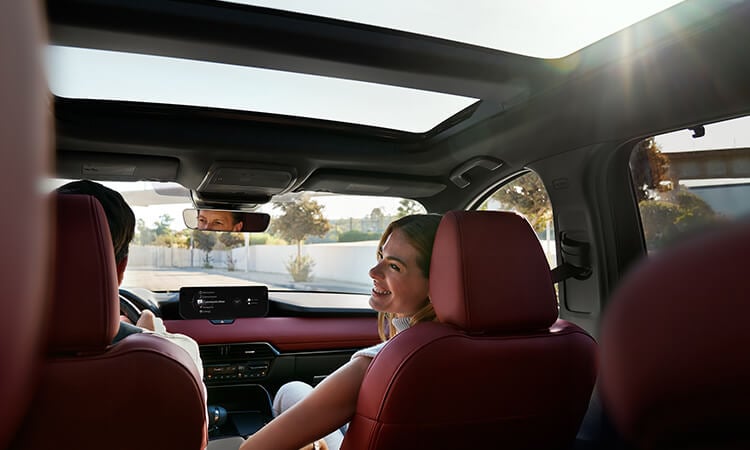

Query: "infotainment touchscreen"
left=179, top=286, right=269, bottom=320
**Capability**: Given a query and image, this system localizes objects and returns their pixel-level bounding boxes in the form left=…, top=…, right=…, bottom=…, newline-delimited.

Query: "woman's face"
left=368, top=228, right=429, bottom=317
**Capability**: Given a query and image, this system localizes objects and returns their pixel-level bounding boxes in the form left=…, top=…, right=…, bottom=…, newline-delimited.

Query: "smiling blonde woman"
left=237, top=214, right=442, bottom=450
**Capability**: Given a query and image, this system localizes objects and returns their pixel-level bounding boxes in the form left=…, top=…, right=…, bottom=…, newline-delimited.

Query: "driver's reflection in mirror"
left=197, top=210, right=244, bottom=232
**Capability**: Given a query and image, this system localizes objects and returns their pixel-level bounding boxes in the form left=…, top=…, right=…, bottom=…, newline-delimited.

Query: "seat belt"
left=550, top=233, right=591, bottom=283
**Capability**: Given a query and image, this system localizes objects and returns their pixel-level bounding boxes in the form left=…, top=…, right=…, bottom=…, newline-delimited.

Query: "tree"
left=218, top=232, right=244, bottom=249
left=640, top=188, right=722, bottom=249
left=369, top=207, right=385, bottom=231
left=134, top=214, right=184, bottom=247
left=630, top=138, right=673, bottom=201
left=174, top=229, right=192, bottom=248
left=154, top=233, right=180, bottom=248
left=134, top=218, right=156, bottom=245
left=631, top=137, right=722, bottom=249
left=269, top=195, right=331, bottom=281
left=218, top=232, right=245, bottom=271
left=489, top=172, right=552, bottom=232
left=192, top=230, right=217, bottom=268
left=269, top=196, right=331, bottom=259
left=395, top=199, right=423, bottom=219
left=153, top=214, right=174, bottom=236
left=673, top=189, right=716, bottom=226
left=338, top=230, right=380, bottom=242
left=638, top=200, right=681, bottom=250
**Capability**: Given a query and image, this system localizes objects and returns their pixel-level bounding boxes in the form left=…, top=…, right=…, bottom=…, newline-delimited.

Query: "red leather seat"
left=600, top=219, right=750, bottom=449
left=0, top=2, right=51, bottom=448
left=11, top=195, right=207, bottom=450
left=342, top=211, right=597, bottom=450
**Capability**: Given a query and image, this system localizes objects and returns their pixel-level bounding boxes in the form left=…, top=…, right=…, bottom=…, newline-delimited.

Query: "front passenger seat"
left=11, top=194, right=207, bottom=450
left=342, top=211, right=597, bottom=450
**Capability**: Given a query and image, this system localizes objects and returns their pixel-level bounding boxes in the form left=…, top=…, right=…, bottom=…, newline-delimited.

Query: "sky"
left=654, top=115, right=750, bottom=153
left=46, top=46, right=476, bottom=134
left=223, top=0, right=685, bottom=58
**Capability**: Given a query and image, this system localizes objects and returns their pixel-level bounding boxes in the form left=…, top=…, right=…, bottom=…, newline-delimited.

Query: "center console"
left=199, top=340, right=356, bottom=440
left=200, top=342, right=277, bottom=438
left=207, top=384, right=273, bottom=438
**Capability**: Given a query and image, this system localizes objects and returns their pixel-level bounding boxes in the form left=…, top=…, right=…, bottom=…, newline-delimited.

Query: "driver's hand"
left=299, top=440, right=328, bottom=450
left=135, top=310, right=156, bottom=331
left=120, top=315, right=133, bottom=325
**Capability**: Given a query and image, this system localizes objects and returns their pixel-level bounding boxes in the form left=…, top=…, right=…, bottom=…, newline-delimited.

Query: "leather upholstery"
left=48, top=195, right=121, bottom=353
left=11, top=195, right=207, bottom=450
left=600, top=219, right=750, bottom=449
left=342, top=211, right=597, bottom=450
left=0, top=2, right=51, bottom=448
left=430, top=210, right=559, bottom=332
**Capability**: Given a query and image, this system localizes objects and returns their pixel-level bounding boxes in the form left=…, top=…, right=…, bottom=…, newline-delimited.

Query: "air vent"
left=199, top=343, right=277, bottom=364
left=199, top=345, right=225, bottom=363
left=226, top=343, right=277, bottom=361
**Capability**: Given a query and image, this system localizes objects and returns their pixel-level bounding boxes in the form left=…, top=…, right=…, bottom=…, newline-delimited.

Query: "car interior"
left=3, top=0, right=750, bottom=449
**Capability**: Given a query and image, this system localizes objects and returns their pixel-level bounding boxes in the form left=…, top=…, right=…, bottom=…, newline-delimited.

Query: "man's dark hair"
left=56, top=180, right=136, bottom=263
left=231, top=212, right=244, bottom=228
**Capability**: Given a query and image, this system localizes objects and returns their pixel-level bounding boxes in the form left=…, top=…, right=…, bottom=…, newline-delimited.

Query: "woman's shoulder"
left=351, top=341, right=386, bottom=360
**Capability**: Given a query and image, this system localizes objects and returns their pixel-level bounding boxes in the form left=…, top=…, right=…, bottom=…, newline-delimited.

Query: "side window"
left=476, top=171, right=555, bottom=266
left=629, top=115, right=750, bottom=252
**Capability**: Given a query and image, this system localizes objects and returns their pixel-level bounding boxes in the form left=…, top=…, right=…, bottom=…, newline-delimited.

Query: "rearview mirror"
left=182, top=208, right=270, bottom=232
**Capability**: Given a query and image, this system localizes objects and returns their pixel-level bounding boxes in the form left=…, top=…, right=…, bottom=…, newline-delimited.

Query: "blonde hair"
left=375, top=214, right=442, bottom=341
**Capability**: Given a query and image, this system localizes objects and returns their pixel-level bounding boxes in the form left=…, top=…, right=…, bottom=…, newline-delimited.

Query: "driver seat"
left=11, top=194, right=207, bottom=450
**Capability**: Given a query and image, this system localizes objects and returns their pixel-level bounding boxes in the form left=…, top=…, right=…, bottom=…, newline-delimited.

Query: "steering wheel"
left=119, top=294, right=142, bottom=324
left=118, top=289, right=161, bottom=324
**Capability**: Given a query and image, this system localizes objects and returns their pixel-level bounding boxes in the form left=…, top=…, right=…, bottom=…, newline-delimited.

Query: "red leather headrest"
left=0, top=2, right=50, bottom=447
left=600, top=220, right=750, bottom=446
left=48, top=194, right=120, bottom=353
left=430, top=211, right=558, bottom=333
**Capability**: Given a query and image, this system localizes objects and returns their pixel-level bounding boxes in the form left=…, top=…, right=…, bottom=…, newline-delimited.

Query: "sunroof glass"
left=222, top=0, right=685, bottom=59
left=46, top=46, right=478, bottom=133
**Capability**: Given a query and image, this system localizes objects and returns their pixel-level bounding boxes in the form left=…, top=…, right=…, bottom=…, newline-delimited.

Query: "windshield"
left=50, top=180, right=425, bottom=294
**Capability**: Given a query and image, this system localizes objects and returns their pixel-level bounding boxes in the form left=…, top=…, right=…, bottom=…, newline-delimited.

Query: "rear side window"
left=629, top=115, right=750, bottom=252
left=476, top=171, right=555, bottom=266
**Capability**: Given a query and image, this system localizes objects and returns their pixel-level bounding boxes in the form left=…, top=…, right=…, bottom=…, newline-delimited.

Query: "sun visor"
left=57, top=151, right=179, bottom=181
left=302, top=171, right=446, bottom=198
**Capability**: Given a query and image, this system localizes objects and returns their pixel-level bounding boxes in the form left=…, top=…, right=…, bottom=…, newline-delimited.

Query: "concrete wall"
left=128, top=241, right=380, bottom=286
left=129, top=239, right=557, bottom=286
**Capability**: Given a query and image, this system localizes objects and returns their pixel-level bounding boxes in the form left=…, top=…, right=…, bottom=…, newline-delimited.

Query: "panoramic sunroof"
left=223, top=0, right=685, bottom=58
left=46, top=46, right=477, bottom=134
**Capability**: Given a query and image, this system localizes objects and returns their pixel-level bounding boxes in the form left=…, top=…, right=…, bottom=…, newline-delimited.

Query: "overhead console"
left=194, top=162, right=297, bottom=207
